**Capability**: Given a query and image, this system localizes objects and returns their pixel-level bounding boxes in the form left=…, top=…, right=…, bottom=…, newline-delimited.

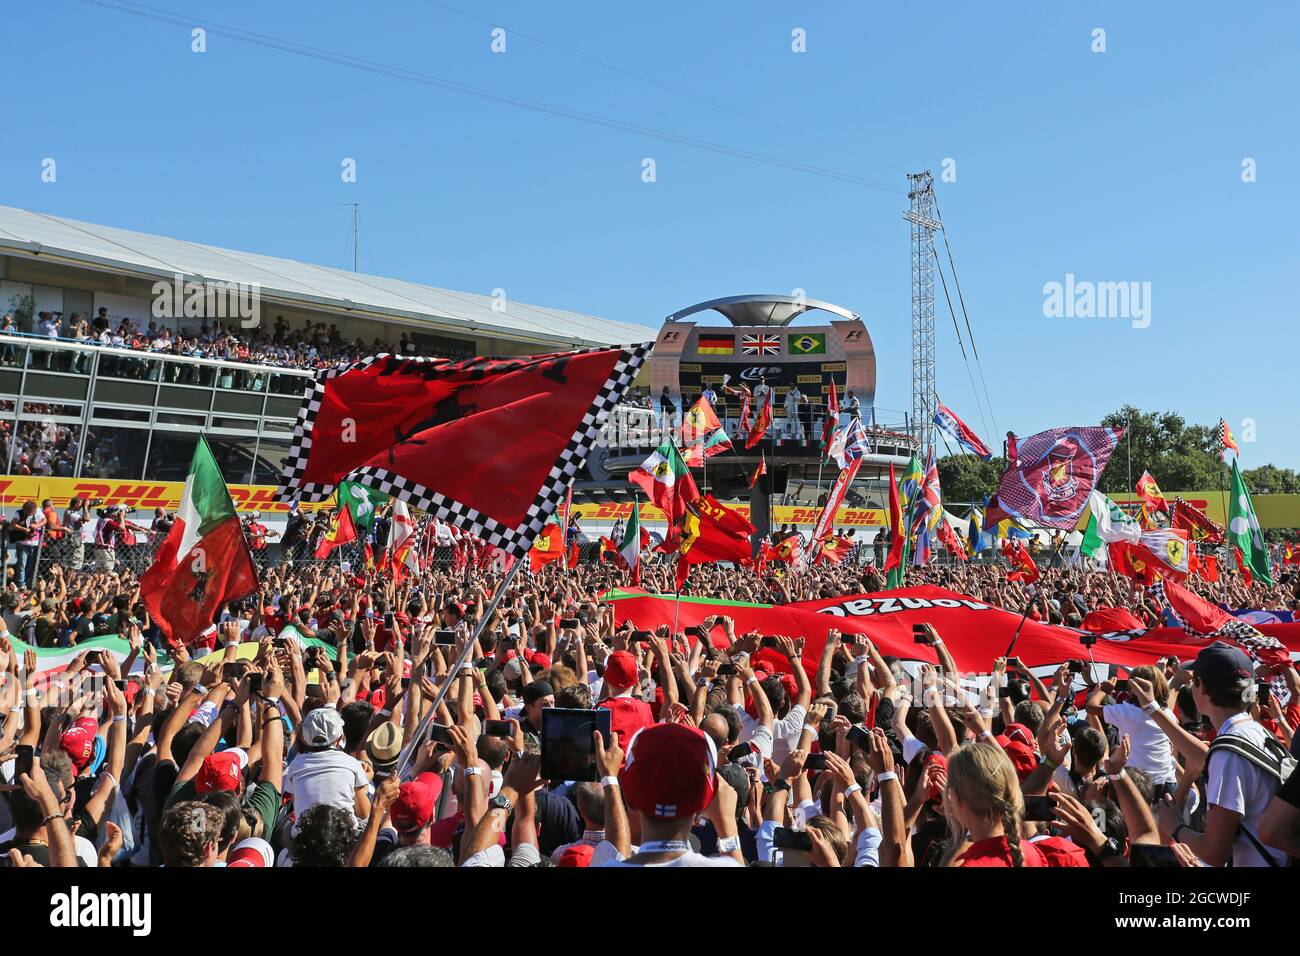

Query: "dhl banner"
left=2, top=476, right=1297, bottom=528
left=0, top=476, right=331, bottom=514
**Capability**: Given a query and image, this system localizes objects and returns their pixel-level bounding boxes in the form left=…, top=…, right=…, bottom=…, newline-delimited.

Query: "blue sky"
left=7, top=1, right=1298, bottom=470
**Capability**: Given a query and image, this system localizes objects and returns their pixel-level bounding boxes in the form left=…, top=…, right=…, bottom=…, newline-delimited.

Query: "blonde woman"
left=942, top=742, right=1045, bottom=867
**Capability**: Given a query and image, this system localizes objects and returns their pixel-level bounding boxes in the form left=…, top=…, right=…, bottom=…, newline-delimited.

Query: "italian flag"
left=629, top=441, right=699, bottom=524
left=618, top=503, right=644, bottom=584
left=141, top=436, right=258, bottom=646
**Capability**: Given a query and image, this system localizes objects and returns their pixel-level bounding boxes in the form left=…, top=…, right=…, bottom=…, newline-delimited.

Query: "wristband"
left=193, top=684, right=208, bottom=696
left=1141, top=700, right=1160, bottom=716
left=42, top=812, right=63, bottom=826
left=1161, top=707, right=1176, bottom=722
left=601, top=775, right=619, bottom=788
left=843, top=782, right=862, bottom=798
left=464, top=766, right=482, bottom=777
left=978, top=730, right=994, bottom=742
left=112, top=715, right=127, bottom=723
left=746, top=677, right=760, bottom=687
left=715, top=835, right=741, bottom=853
left=802, top=725, right=819, bottom=738
left=1107, top=768, right=1127, bottom=782
left=876, top=771, right=898, bottom=784
left=1041, top=757, right=1058, bottom=772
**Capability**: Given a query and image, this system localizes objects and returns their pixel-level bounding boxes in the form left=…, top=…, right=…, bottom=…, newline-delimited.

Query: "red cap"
left=530, top=652, right=552, bottom=671
left=227, top=837, right=273, bottom=868
left=620, top=723, right=717, bottom=820
left=924, top=751, right=948, bottom=801
left=1000, top=739, right=1038, bottom=781
left=556, top=844, right=594, bottom=867
left=604, top=651, right=638, bottom=689
left=1003, top=723, right=1035, bottom=749
left=195, top=749, right=248, bottom=796
left=60, top=717, right=99, bottom=771
left=390, top=772, right=444, bottom=831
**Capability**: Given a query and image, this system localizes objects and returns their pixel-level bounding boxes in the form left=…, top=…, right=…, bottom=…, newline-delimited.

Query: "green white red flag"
left=141, top=436, right=258, bottom=646
left=629, top=441, right=699, bottom=525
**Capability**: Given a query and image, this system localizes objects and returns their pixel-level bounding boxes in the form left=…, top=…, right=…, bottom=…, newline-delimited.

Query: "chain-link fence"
left=13, top=529, right=999, bottom=587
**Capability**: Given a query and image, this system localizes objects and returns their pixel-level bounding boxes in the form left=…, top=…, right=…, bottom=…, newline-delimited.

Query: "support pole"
left=397, top=557, right=525, bottom=777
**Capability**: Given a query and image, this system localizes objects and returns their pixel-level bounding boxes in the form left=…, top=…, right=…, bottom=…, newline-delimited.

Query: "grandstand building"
left=0, top=205, right=655, bottom=486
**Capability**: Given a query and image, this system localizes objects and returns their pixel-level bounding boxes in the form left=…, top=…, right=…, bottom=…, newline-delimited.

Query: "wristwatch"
left=487, top=793, right=514, bottom=815
left=1094, top=836, right=1123, bottom=863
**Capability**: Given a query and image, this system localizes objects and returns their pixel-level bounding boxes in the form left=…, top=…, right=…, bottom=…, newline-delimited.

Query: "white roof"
left=0, top=205, right=655, bottom=349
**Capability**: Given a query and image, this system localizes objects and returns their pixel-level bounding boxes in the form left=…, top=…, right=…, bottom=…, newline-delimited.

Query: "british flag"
left=741, top=333, right=781, bottom=355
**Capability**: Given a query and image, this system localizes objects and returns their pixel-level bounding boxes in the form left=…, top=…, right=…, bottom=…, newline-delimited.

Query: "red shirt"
left=598, top=695, right=656, bottom=755
left=957, top=835, right=1046, bottom=867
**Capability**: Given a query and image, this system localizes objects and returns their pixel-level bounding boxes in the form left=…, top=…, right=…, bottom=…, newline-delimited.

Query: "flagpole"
left=1004, top=531, right=1064, bottom=657
left=397, top=556, right=526, bottom=778
left=1219, top=455, right=1232, bottom=604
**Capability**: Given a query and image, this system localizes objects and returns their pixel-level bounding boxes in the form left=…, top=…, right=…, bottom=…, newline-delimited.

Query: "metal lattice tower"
left=905, top=171, right=940, bottom=452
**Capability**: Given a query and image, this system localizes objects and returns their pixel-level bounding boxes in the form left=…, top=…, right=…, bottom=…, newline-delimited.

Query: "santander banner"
left=604, top=585, right=1300, bottom=675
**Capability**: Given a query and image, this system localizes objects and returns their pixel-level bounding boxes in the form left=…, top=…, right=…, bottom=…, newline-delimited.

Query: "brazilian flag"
left=789, top=332, right=825, bottom=355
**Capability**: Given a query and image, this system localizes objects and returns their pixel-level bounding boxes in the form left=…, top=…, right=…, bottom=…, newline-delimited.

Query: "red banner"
left=605, top=585, right=1300, bottom=675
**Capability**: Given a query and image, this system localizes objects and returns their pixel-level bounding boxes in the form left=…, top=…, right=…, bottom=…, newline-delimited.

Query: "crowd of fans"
left=0, top=535, right=1296, bottom=870
left=2, top=308, right=428, bottom=376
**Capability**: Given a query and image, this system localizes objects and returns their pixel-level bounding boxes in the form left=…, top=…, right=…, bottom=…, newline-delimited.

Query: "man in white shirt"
left=283, top=708, right=371, bottom=835
left=1157, top=642, right=1288, bottom=866
left=783, top=387, right=803, bottom=443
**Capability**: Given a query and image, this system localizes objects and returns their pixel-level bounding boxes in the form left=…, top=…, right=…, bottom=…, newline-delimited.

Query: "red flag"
left=882, top=463, right=906, bottom=574
left=529, top=522, right=566, bottom=572
left=1157, top=578, right=1234, bottom=634
left=1108, top=541, right=1158, bottom=585
left=816, top=535, right=852, bottom=566
left=1199, top=553, right=1220, bottom=582
left=749, top=455, right=767, bottom=489
left=936, top=518, right=968, bottom=562
left=1220, top=418, right=1239, bottom=458
left=277, top=345, right=648, bottom=558
left=677, top=495, right=755, bottom=587
left=1002, top=540, right=1040, bottom=583
left=1234, top=546, right=1254, bottom=586
left=744, top=391, right=773, bottom=449
left=984, top=426, right=1123, bottom=530
left=314, top=505, right=357, bottom=558
left=566, top=541, right=581, bottom=568
left=808, top=457, right=862, bottom=564
left=1171, top=498, right=1224, bottom=543
left=1135, top=471, right=1169, bottom=514
left=821, top=380, right=840, bottom=450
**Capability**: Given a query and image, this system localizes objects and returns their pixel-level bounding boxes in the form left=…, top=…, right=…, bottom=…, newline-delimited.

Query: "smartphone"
left=272, top=637, right=289, bottom=649
left=84, top=650, right=103, bottom=665
left=384, top=613, right=395, bottom=629
left=772, top=827, right=813, bottom=852
left=727, top=741, right=757, bottom=762
left=804, top=753, right=828, bottom=772
left=1023, top=795, right=1055, bottom=822
left=483, top=719, right=514, bottom=738
left=846, top=725, right=872, bottom=751
left=912, top=624, right=931, bottom=645
left=114, top=678, right=128, bottom=691
left=1257, top=683, right=1272, bottom=706
left=248, top=673, right=263, bottom=695
left=1129, top=843, right=1181, bottom=868
left=997, top=685, right=1013, bottom=699
left=631, top=630, right=655, bottom=644
left=401, top=676, right=411, bottom=690
left=539, top=707, right=612, bottom=783
left=717, top=663, right=738, bottom=678
left=434, top=629, right=457, bottom=646
left=1114, top=679, right=1131, bottom=694
left=427, top=724, right=456, bottom=746
left=221, top=663, right=243, bottom=684
left=1068, top=659, right=1084, bottom=675
left=1007, top=657, right=1024, bottom=669
left=559, top=618, right=580, bottom=630
left=15, top=744, right=34, bottom=780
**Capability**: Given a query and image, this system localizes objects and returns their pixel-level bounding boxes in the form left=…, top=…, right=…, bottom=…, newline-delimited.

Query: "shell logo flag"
left=984, top=426, right=1123, bottom=531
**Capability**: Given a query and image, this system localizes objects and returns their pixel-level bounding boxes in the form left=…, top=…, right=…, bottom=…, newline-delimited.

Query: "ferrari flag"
left=277, top=345, right=648, bottom=558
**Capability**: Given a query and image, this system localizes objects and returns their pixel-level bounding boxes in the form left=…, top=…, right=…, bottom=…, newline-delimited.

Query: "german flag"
left=697, top=333, right=734, bottom=355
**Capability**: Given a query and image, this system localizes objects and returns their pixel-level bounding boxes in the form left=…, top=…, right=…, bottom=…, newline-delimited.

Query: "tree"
left=936, top=454, right=1007, bottom=507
